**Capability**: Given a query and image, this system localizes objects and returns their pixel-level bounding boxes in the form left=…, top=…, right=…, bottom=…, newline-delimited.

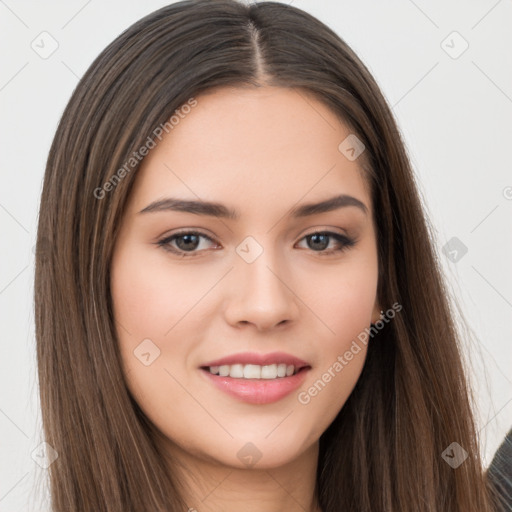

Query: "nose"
left=224, top=246, right=300, bottom=332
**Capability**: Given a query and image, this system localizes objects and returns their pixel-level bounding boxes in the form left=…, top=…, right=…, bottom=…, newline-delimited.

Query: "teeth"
left=230, top=364, right=244, bottom=378
left=207, top=363, right=299, bottom=379
left=261, top=364, right=277, bottom=379
left=243, top=364, right=261, bottom=379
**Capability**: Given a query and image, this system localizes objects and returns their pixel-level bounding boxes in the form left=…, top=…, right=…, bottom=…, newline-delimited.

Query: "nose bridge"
left=226, top=234, right=298, bottom=329
left=237, top=234, right=289, bottom=299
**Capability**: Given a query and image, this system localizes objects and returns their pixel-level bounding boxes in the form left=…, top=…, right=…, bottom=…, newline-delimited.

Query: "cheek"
left=294, top=284, right=373, bottom=443
left=110, top=245, right=208, bottom=338
left=110, top=242, right=222, bottom=405
left=303, top=252, right=378, bottom=343
left=110, top=251, right=204, bottom=446
left=294, top=254, right=377, bottom=423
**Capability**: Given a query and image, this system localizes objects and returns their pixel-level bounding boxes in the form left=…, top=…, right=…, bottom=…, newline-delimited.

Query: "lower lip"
left=200, top=367, right=310, bottom=404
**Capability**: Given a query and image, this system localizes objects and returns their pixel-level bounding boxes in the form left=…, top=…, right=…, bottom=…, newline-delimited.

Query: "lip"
left=199, top=351, right=311, bottom=405
left=200, top=368, right=310, bottom=404
left=201, top=351, right=310, bottom=369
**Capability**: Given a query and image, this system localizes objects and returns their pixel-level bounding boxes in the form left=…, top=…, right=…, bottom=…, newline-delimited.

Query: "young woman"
left=34, top=0, right=504, bottom=510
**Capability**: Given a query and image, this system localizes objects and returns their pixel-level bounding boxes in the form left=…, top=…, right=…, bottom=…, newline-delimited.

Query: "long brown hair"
left=34, top=0, right=502, bottom=510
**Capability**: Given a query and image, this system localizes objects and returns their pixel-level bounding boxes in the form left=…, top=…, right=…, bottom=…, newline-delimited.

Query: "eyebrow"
left=138, top=194, right=368, bottom=219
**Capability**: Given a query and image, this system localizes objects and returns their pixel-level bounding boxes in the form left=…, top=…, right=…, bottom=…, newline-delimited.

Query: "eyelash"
left=156, top=229, right=356, bottom=258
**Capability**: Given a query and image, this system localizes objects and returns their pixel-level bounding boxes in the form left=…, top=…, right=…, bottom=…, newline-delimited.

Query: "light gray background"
left=1, top=0, right=511, bottom=509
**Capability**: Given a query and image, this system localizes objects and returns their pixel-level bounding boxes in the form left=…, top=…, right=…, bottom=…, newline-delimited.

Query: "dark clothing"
left=487, top=427, right=512, bottom=511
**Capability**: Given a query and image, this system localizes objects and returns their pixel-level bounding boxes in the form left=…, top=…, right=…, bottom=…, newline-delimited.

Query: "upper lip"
left=201, top=351, right=310, bottom=369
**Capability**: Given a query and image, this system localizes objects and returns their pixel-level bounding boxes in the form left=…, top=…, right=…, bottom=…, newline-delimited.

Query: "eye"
left=296, top=231, right=356, bottom=256
left=156, top=230, right=356, bottom=257
left=156, top=230, right=218, bottom=257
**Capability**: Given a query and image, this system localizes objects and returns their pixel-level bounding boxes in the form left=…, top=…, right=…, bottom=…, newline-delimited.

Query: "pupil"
left=177, top=234, right=199, bottom=251
left=309, top=234, right=328, bottom=251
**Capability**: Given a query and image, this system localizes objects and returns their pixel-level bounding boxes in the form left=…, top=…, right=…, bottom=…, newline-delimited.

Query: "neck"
left=162, top=440, right=322, bottom=512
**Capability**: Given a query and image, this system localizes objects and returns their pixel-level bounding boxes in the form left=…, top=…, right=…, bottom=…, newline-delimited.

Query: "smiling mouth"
left=199, top=358, right=311, bottom=404
left=201, top=363, right=307, bottom=379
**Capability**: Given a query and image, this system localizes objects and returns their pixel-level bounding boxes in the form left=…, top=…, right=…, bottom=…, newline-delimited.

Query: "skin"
left=110, top=85, right=381, bottom=512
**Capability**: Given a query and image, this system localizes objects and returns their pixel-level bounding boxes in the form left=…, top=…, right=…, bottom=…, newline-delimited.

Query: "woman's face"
left=110, top=86, right=380, bottom=470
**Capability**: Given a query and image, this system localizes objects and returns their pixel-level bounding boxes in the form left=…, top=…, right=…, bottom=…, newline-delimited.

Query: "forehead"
left=127, top=86, right=372, bottom=219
